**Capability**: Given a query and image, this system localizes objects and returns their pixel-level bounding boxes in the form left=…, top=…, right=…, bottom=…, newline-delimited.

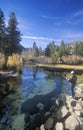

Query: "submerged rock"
left=36, top=102, right=45, bottom=111
left=12, top=114, right=25, bottom=130
left=45, top=117, right=54, bottom=129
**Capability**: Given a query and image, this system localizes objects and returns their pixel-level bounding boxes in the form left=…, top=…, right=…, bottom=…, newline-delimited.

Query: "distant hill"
left=67, top=38, right=83, bottom=48
left=66, top=39, right=83, bottom=54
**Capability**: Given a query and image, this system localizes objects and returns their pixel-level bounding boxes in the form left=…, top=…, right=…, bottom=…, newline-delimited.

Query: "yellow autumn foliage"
left=7, top=53, right=23, bottom=72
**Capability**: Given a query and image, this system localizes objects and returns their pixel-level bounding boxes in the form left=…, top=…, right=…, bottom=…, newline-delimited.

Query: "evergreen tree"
left=78, top=42, right=83, bottom=56
left=0, top=8, right=6, bottom=53
left=58, top=40, right=68, bottom=57
left=45, top=41, right=56, bottom=57
left=74, top=42, right=79, bottom=56
left=39, top=46, right=43, bottom=56
left=32, top=42, right=39, bottom=56
left=7, top=12, right=21, bottom=55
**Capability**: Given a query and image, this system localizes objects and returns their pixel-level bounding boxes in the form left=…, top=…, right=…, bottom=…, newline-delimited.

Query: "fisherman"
left=68, top=71, right=77, bottom=97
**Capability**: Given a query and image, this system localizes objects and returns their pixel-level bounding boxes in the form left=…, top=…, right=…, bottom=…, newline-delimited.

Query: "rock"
left=40, top=124, right=45, bottom=130
left=56, top=106, right=69, bottom=120
left=36, top=102, right=45, bottom=111
left=55, top=99, right=62, bottom=107
left=75, top=85, right=83, bottom=98
left=65, top=115, right=80, bottom=130
left=12, top=114, right=25, bottom=130
left=75, top=111, right=81, bottom=116
left=45, top=112, right=50, bottom=117
left=45, top=117, right=54, bottom=129
left=0, top=114, right=8, bottom=124
left=74, top=103, right=82, bottom=111
left=24, top=112, right=30, bottom=124
left=55, top=122, right=64, bottom=130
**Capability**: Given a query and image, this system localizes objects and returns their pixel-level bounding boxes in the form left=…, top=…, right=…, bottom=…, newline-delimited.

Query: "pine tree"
left=74, top=42, right=79, bottom=56
left=39, top=46, right=43, bottom=56
left=7, top=12, right=21, bottom=55
left=78, top=42, right=83, bottom=56
left=58, top=40, right=68, bottom=57
left=45, top=41, right=56, bottom=57
left=32, top=42, right=39, bottom=56
left=0, top=8, right=6, bottom=53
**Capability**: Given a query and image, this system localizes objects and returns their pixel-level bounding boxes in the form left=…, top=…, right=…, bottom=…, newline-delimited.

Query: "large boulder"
left=45, top=117, right=54, bottom=129
left=55, top=122, right=64, bottom=130
left=74, top=103, right=82, bottom=111
left=75, top=84, right=83, bottom=98
left=56, top=105, right=69, bottom=120
left=40, top=124, right=45, bottom=130
left=65, top=115, right=81, bottom=130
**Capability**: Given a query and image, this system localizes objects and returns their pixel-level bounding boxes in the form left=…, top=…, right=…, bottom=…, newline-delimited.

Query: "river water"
left=0, top=66, right=70, bottom=130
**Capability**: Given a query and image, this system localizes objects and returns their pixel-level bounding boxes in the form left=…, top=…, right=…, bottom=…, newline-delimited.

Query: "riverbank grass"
left=37, top=64, right=83, bottom=70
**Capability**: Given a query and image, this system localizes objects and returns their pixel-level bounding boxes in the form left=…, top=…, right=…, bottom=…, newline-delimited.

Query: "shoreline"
left=36, top=64, right=83, bottom=72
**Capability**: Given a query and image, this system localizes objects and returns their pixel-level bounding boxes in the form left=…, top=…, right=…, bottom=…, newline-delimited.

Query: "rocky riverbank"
left=11, top=84, right=83, bottom=130
left=43, top=84, right=83, bottom=130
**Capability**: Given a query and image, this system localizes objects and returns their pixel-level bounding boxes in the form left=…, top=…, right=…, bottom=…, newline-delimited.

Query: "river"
left=0, top=66, right=71, bottom=130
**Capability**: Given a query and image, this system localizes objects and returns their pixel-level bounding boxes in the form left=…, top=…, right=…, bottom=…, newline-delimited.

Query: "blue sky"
left=0, top=0, right=83, bottom=48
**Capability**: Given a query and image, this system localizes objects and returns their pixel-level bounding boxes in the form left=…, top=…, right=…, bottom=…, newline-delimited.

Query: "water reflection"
left=32, top=67, right=38, bottom=79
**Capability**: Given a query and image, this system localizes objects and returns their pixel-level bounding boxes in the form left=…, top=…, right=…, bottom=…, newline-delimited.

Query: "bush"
left=37, top=56, right=52, bottom=64
left=0, top=52, right=6, bottom=69
left=51, top=51, right=62, bottom=64
left=7, top=53, right=23, bottom=72
left=62, top=55, right=83, bottom=65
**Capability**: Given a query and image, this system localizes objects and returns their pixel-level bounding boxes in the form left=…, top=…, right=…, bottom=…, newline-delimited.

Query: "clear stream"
left=0, top=66, right=71, bottom=129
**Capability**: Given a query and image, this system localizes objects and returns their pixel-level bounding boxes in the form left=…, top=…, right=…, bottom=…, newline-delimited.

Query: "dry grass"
left=37, top=64, right=83, bottom=71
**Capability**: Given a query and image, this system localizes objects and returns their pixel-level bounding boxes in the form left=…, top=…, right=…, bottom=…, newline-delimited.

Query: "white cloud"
left=73, top=10, right=83, bottom=17
left=60, top=31, right=83, bottom=40
left=65, top=20, right=78, bottom=25
left=22, top=35, right=54, bottom=41
left=17, top=17, right=30, bottom=31
left=41, top=15, right=61, bottom=20
left=21, top=35, right=63, bottom=48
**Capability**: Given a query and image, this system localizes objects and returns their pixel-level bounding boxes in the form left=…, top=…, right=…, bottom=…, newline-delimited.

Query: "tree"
left=77, top=42, right=83, bottom=56
left=39, top=46, right=43, bottom=56
left=58, top=40, right=68, bottom=57
left=32, top=42, right=39, bottom=56
left=52, top=51, right=61, bottom=64
left=74, top=42, right=79, bottom=56
left=45, top=41, right=56, bottom=57
left=0, top=8, right=6, bottom=53
left=74, top=42, right=83, bottom=56
left=7, top=12, right=21, bottom=55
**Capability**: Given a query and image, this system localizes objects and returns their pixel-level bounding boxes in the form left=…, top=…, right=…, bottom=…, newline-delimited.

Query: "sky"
left=0, top=0, right=83, bottom=48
